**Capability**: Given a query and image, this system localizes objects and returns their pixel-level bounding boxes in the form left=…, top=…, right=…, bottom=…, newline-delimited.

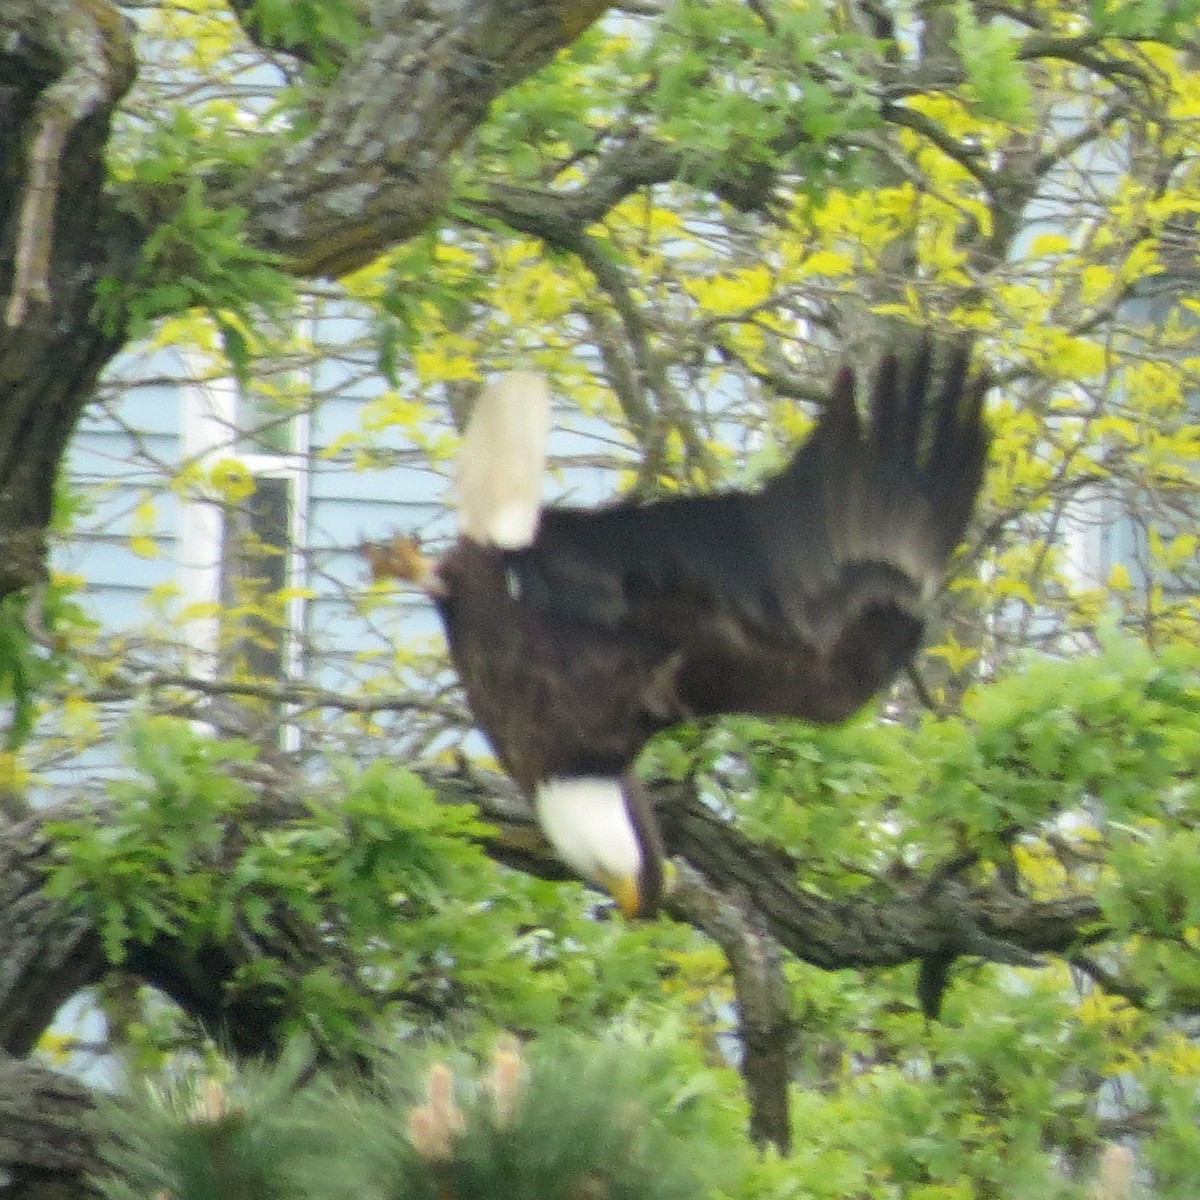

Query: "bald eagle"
left=388, top=341, right=989, bottom=917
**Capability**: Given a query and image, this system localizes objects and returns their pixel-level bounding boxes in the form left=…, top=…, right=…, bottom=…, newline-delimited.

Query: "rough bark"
left=434, top=766, right=1106, bottom=970
left=667, top=861, right=795, bottom=1152
left=0, top=1, right=140, bottom=595
left=0, top=1057, right=101, bottom=1200
left=227, top=0, right=611, bottom=276
left=0, top=821, right=106, bottom=1058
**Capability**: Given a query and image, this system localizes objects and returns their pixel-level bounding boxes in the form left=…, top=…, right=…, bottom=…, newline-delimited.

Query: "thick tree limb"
left=0, top=0, right=615, bottom=611
left=1, top=3, right=134, bottom=328
left=0, top=1056, right=101, bottom=1199
left=0, top=821, right=105, bottom=1058
left=427, top=765, right=1107, bottom=972
left=0, top=764, right=1107, bottom=1063
left=0, top=1, right=139, bottom=596
left=648, top=778, right=1104, bottom=968
left=0, top=757, right=1121, bottom=1182
left=230, top=0, right=612, bottom=275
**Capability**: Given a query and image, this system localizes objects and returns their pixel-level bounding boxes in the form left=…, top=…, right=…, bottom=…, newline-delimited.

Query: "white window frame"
left=178, top=360, right=311, bottom=748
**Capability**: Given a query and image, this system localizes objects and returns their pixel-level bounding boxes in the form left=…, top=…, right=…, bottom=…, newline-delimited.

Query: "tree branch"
left=652, top=779, right=1104, bottom=968
left=0, top=761, right=1108, bottom=1063
left=230, top=0, right=613, bottom=275
left=0, top=1, right=142, bottom=599
left=433, top=766, right=1108, bottom=971
left=670, top=860, right=794, bottom=1152
left=1, top=2, right=135, bottom=328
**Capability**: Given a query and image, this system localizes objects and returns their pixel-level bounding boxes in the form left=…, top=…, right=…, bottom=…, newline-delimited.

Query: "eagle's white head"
left=535, top=777, right=661, bottom=917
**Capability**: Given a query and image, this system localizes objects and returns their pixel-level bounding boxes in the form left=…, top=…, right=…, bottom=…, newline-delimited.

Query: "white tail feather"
left=457, top=371, right=551, bottom=549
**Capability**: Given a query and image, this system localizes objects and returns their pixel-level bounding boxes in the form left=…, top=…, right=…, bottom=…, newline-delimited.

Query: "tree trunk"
left=0, top=820, right=105, bottom=1057
left=0, top=1057, right=101, bottom=1199
left=0, top=1, right=141, bottom=597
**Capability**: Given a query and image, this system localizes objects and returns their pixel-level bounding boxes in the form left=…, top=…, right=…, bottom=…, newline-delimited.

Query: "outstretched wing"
left=504, top=339, right=989, bottom=726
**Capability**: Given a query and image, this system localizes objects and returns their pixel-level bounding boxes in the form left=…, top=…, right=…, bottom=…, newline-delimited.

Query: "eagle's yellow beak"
left=602, top=870, right=644, bottom=919
left=602, top=860, right=677, bottom=919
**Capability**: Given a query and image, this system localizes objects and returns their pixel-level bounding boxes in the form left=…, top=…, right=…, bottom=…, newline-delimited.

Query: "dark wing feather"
left=503, top=339, right=988, bottom=728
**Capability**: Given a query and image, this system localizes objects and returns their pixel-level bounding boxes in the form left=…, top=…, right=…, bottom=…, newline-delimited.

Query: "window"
left=179, top=365, right=310, bottom=751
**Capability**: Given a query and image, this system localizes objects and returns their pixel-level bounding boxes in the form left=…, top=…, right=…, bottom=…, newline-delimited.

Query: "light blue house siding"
left=51, top=323, right=448, bottom=779
left=62, top=357, right=184, bottom=629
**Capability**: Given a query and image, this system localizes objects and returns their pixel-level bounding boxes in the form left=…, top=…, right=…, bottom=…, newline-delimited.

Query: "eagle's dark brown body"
left=436, top=539, right=685, bottom=791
